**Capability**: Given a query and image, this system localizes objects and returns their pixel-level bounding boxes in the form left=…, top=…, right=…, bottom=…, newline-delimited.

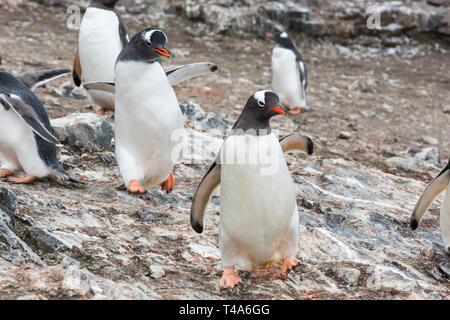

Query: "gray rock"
left=149, top=265, right=165, bottom=279
left=414, top=147, right=441, bottom=167
left=180, top=101, right=205, bottom=120
left=25, top=227, right=69, bottom=253
left=362, top=109, right=376, bottom=118
left=189, top=242, right=220, bottom=259
left=194, top=112, right=229, bottom=131
left=51, top=113, right=113, bottom=152
left=62, top=265, right=91, bottom=296
left=331, top=267, right=361, bottom=286
left=338, top=131, right=352, bottom=139
left=421, top=136, right=439, bottom=145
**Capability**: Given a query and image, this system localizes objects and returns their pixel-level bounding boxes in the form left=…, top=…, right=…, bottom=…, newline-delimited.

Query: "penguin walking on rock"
left=410, top=158, right=450, bottom=254
left=74, top=0, right=217, bottom=115
left=266, top=31, right=309, bottom=114
left=190, top=90, right=314, bottom=289
left=113, top=28, right=187, bottom=194
left=0, top=69, right=76, bottom=184
left=73, top=0, right=128, bottom=116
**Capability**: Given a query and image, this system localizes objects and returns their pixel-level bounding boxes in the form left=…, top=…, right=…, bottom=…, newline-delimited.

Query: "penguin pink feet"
left=8, top=175, right=35, bottom=184
left=0, top=169, right=13, bottom=178
left=161, top=171, right=175, bottom=193
left=129, top=179, right=145, bottom=194
left=220, top=267, right=242, bottom=289
left=281, top=257, right=299, bottom=273
left=288, top=107, right=302, bottom=115
left=96, top=108, right=105, bottom=116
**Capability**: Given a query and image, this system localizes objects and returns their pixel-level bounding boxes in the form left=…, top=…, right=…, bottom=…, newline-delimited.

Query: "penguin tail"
left=54, top=167, right=85, bottom=188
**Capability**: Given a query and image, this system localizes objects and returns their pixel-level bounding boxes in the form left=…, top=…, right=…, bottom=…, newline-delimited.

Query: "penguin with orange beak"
left=266, top=31, right=309, bottom=114
left=190, top=90, right=314, bottom=289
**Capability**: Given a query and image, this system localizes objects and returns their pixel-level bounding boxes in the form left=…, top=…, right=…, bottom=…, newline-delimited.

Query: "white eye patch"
left=253, top=90, right=269, bottom=107
left=142, top=30, right=167, bottom=45
left=280, top=32, right=288, bottom=38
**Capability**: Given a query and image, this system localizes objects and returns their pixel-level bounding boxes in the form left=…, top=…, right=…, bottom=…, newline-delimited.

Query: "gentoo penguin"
left=17, top=68, right=71, bottom=92
left=73, top=0, right=127, bottom=115
left=266, top=31, right=309, bottom=114
left=0, top=70, right=75, bottom=184
left=190, top=90, right=314, bottom=289
left=114, top=28, right=186, bottom=194
left=74, top=0, right=217, bottom=115
left=410, top=158, right=450, bottom=254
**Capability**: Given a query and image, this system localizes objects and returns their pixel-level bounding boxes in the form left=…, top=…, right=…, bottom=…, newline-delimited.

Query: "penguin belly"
left=440, top=187, right=450, bottom=253
left=271, top=47, right=304, bottom=108
left=219, top=133, right=298, bottom=270
left=114, top=61, right=185, bottom=188
left=78, top=7, right=122, bottom=110
left=0, top=107, right=51, bottom=177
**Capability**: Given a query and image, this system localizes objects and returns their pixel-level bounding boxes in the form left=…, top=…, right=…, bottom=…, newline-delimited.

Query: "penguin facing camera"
left=190, top=90, right=314, bottom=289
left=266, top=30, right=309, bottom=115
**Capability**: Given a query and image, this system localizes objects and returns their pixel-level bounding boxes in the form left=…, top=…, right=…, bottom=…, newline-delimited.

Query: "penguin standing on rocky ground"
left=0, top=69, right=77, bottom=184
left=410, top=158, right=450, bottom=254
left=113, top=28, right=188, bottom=194
left=73, top=0, right=128, bottom=116
left=190, top=90, right=314, bottom=289
left=266, top=31, right=309, bottom=114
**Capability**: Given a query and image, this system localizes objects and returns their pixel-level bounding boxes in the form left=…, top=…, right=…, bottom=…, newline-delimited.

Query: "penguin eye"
left=146, top=40, right=152, bottom=47
left=258, top=100, right=265, bottom=107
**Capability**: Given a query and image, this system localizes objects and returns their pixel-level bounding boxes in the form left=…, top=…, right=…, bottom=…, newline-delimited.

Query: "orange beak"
left=269, top=106, right=288, bottom=114
left=153, top=48, right=170, bottom=58
left=266, top=33, right=274, bottom=38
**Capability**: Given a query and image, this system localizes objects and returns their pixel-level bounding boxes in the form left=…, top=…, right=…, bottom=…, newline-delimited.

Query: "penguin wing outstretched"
left=0, top=93, right=60, bottom=145
left=17, top=68, right=71, bottom=91
left=83, top=81, right=116, bottom=93
left=165, top=62, right=218, bottom=86
left=83, top=62, right=218, bottom=93
left=72, top=48, right=82, bottom=87
left=410, top=159, right=450, bottom=230
left=279, top=133, right=313, bottom=155
left=190, top=161, right=221, bottom=234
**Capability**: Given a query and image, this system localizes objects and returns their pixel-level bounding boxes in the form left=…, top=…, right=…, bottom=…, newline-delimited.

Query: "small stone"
left=62, top=266, right=91, bottom=296
left=338, top=131, right=352, bottom=139
left=421, top=136, right=439, bottom=145
left=332, top=267, right=361, bottom=286
left=443, top=105, right=450, bottom=114
left=385, top=157, right=418, bottom=171
left=362, top=109, right=376, bottom=117
left=149, top=265, right=165, bottom=279
left=179, top=101, right=205, bottom=120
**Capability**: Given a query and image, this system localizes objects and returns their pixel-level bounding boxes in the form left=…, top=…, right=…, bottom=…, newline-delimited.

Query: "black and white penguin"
left=73, top=0, right=128, bottom=115
left=0, top=70, right=75, bottom=184
left=266, top=30, right=309, bottom=114
left=113, top=28, right=187, bottom=194
left=410, top=158, right=450, bottom=254
left=190, top=90, right=314, bottom=289
left=74, top=0, right=217, bottom=115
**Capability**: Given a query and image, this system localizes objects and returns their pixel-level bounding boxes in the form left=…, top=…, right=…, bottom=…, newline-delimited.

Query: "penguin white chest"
left=271, top=47, right=303, bottom=107
left=79, top=8, right=122, bottom=108
left=219, top=133, right=297, bottom=268
left=441, top=187, right=450, bottom=252
left=0, top=107, right=49, bottom=176
left=114, top=61, right=185, bottom=187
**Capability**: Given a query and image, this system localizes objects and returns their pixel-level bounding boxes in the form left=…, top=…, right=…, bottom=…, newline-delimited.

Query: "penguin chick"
left=410, top=158, right=450, bottom=254
left=114, top=28, right=186, bottom=194
left=190, top=90, right=314, bottom=289
left=0, top=70, right=77, bottom=184
left=73, top=0, right=128, bottom=115
left=266, top=30, right=309, bottom=114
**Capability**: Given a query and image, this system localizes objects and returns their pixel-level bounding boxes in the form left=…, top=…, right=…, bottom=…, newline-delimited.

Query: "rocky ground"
left=0, top=0, right=449, bottom=300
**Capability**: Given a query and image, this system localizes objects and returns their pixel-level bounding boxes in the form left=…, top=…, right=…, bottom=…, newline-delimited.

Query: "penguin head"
left=92, top=0, right=120, bottom=8
left=248, top=90, right=288, bottom=119
left=266, top=30, right=294, bottom=48
left=232, top=90, right=288, bottom=133
left=119, top=28, right=171, bottom=63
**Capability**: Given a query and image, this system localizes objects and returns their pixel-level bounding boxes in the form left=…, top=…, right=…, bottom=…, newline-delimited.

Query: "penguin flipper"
left=410, top=160, right=450, bottom=230
left=119, top=22, right=129, bottom=48
left=83, top=81, right=116, bottom=94
left=17, top=68, right=71, bottom=92
left=166, top=62, right=218, bottom=86
left=279, top=133, right=313, bottom=155
left=190, top=162, right=221, bottom=234
left=0, top=93, right=60, bottom=145
left=72, top=49, right=82, bottom=87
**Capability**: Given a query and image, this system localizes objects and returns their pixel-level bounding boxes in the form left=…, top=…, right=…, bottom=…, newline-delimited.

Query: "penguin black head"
left=266, top=30, right=295, bottom=49
left=90, top=0, right=120, bottom=9
left=117, top=28, right=171, bottom=64
left=232, top=90, right=288, bottom=133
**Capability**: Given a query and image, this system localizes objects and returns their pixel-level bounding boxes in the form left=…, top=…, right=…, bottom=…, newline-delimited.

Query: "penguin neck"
left=232, top=112, right=272, bottom=136
left=89, top=1, right=117, bottom=10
